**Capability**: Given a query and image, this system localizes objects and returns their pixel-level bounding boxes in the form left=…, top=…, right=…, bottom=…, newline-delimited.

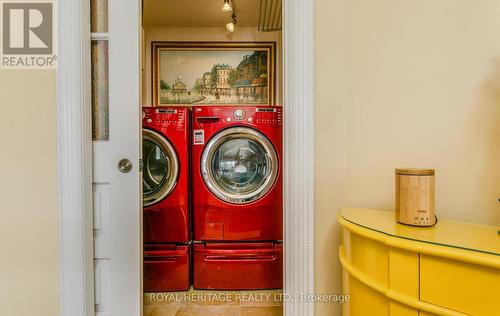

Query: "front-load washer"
left=192, top=106, right=283, bottom=241
left=142, top=107, right=190, bottom=243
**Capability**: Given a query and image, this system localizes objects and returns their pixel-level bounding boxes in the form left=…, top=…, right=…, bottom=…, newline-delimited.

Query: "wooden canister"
left=395, top=168, right=436, bottom=226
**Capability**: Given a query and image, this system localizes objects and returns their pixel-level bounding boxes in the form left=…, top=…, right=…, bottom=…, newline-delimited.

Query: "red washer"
left=142, top=107, right=190, bottom=243
left=192, top=106, right=283, bottom=241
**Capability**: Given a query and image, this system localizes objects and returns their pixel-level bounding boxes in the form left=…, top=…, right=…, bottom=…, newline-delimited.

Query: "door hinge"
left=139, top=158, right=143, bottom=172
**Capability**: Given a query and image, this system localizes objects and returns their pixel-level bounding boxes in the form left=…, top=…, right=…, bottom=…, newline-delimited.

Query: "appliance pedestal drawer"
left=144, top=244, right=190, bottom=292
left=193, top=242, right=283, bottom=290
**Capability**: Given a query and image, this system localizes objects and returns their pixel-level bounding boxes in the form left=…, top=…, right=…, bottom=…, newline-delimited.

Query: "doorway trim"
left=282, top=0, right=315, bottom=315
left=57, top=0, right=315, bottom=315
left=57, top=0, right=94, bottom=315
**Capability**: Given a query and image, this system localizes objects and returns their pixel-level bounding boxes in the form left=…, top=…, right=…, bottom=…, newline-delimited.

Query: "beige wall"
left=0, top=70, right=58, bottom=315
left=315, top=0, right=500, bottom=315
left=315, top=0, right=349, bottom=314
left=142, top=27, right=282, bottom=106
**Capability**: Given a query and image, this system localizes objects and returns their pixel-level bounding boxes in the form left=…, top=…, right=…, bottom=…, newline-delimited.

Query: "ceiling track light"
left=222, top=0, right=233, bottom=12
left=226, top=14, right=237, bottom=32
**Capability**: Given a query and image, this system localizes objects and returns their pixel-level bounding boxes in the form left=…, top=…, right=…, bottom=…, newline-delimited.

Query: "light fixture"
left=226, top=14, right=237, bottom=32
left=222, top=0, right=232, bottom=12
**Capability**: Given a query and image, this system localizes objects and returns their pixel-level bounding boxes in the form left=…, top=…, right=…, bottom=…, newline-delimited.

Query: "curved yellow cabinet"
left=338, top=207, right=500, bottom=316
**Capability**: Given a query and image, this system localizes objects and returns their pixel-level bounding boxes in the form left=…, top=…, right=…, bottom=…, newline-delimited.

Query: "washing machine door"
left=142, top=129, right=179, bottom=206
left=201, top=127, right=278, bottom=204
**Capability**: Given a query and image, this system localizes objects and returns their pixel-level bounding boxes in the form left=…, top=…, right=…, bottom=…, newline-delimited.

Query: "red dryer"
left=142, top=107, right=190, bottom=292
left=142, top=107, right=190, bottom=243
left=192, top=106, right=283, bottom=241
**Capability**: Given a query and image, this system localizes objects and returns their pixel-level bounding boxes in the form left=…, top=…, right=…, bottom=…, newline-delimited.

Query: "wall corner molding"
left=283, top=0, right=315, bottom=315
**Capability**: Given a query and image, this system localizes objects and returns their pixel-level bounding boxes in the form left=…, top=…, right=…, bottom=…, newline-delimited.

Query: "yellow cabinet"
left=420, top=255, right=500, bottom=315
left=338, top=207, right=500, bottom=316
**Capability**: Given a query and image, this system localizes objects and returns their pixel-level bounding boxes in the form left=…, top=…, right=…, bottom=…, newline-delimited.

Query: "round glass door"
left=201, top=127, right=278, bottom=204
left=143, top=129, right=179, bottom=206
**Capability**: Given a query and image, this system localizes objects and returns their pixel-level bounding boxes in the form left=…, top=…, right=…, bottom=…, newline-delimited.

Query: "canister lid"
left=396, top=168, right=435, bottom=176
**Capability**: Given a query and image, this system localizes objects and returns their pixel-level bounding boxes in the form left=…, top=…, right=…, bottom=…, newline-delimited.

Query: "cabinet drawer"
left=420, top=255, right=500, bottom=315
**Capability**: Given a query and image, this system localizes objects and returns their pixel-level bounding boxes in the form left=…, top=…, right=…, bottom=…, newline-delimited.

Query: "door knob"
left=118, top=158, right=133, bottom=173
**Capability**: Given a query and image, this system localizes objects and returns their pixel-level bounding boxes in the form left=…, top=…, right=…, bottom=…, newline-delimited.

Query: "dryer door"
left=143, top=129, right=179, bottom=206
left=201, top=127, right=278, bottom=204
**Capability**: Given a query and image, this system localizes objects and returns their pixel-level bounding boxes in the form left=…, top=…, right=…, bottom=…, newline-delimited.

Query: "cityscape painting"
left=152, top=42, right=275, bottom=106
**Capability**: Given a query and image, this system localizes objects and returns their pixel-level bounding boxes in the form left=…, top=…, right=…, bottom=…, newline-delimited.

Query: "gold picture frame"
left=152, top=42, right=276, bottom=106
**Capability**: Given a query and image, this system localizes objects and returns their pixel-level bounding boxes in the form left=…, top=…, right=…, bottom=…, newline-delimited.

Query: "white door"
left=91, top=0, right=142, bottom=315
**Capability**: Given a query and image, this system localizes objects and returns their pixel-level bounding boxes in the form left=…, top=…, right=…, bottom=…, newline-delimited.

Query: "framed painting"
left=152, top=42, right=276, bottom=106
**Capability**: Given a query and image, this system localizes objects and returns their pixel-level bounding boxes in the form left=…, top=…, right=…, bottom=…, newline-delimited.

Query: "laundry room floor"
left=144, top=289, right=283, bottom=316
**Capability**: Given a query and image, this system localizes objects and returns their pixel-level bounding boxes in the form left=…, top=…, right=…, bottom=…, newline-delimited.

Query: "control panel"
left=142, top=107, right=188, bottom=129
left=194, top=106, right=282, bottom=127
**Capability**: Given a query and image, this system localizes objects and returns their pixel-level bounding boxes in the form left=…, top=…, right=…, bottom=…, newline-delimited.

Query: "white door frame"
left=57, top=0, right=315, bottom=315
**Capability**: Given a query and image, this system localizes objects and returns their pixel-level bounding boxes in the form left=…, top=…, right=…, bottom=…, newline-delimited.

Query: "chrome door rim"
left=142, top=128, right=179, bottom=206
left=201, top=127, right=278, bottom=204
